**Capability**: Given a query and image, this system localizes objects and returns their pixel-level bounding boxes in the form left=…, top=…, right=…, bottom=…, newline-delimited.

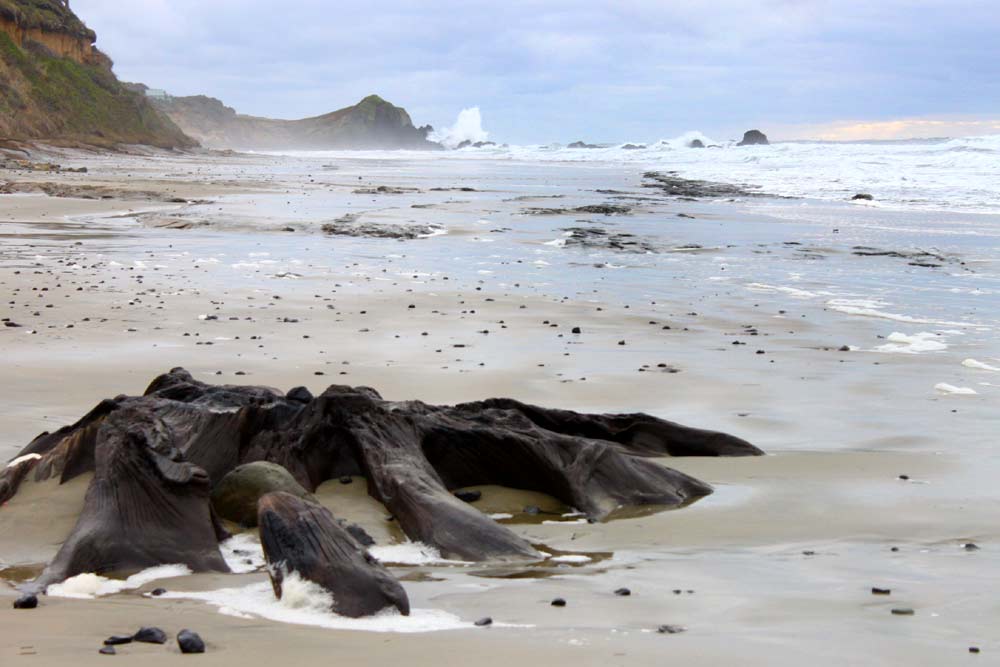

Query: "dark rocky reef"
left=522, top=204, right=633, bottom=216
left=737, top=130, right=770, bottom=146
left=568, top=141, right=601, bottom=149
left=2, top=368, right=762, bottom=577
left=258, top=492, right=410, bottom=617
left=642, top=171, right=765, bottom=199
left=558, top=226, right=658, bottom=253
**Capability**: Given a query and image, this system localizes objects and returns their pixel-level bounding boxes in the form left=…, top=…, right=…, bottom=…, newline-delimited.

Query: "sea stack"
left=737, top=130, right=769, bottom=146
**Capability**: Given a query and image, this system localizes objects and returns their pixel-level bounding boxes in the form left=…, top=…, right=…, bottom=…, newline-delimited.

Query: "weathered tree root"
left=3, top=368, right=763, bottom=575
left=258, top=491, right=410, bottom=617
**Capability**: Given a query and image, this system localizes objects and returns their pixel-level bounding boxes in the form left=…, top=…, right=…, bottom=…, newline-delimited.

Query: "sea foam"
left=46, top=564, right=192, bottom=599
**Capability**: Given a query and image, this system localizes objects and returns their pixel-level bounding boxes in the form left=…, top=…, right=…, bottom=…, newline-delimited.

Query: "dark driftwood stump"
left=258, top=491, right=410, bottom=617
left=2, top=368, right=762, bottom=582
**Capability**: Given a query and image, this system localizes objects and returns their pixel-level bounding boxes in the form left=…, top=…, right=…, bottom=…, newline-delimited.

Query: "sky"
left=73, top=0, right=1000, bottom=144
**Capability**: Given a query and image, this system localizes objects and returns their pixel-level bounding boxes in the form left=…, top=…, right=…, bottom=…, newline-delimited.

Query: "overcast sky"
left=74, top=0, right=1000, bottom=143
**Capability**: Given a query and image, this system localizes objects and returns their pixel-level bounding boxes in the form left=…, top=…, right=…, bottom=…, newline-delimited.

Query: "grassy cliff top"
left=0, top=0, right=96, bottom=41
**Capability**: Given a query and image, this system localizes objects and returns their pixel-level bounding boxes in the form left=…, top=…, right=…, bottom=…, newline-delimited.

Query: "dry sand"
left=1, top=149, right=996, bottom=665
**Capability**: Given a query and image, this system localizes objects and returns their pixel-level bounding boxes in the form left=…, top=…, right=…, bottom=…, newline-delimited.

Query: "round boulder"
left=212, top=462, right=312, bottom=527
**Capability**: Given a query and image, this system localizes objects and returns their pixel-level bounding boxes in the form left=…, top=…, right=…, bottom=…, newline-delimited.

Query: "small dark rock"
left=133, top=627, right=168, bottom=644
left=964, top=543, right=980, bottom=551
left=99, top=646, right=116, bottom=655
left=339, top=476, right=353, bottom=484
left=688, top=139, right=705, bottom=149
left=838, top=345, right=850, bottom=352
left=852, top=193, right=874, bottom=201
left=286, top=386, right=313, bottom=403
left=614, top=587, right=632, bottom=596
left=970, top=647, right=981, bottom=654
left=551, top=598, right=567, bottom=607
left=891, top=608, right=915, bottom=616
left=571, top=327, right=582, bottom=334
left=474, top=617, right=493, bottom=627
left=871, top=588, right=891, bottom=595
left=150, top=588, right=167, bottom=596
left=177, top=629, right=206, bottom=654
left=657, top=624, right=686, bottom=634
left=104, top=635, right=133, bottom=646
left=454, top=490, right=482, bottom=503
left=13, top=593, right=38, bottom=609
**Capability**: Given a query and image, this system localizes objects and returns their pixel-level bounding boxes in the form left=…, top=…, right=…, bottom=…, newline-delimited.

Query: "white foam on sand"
left=935, top=383, right=978, bottom=395
left=746, top=283, right=820, bottom=299
left=6, top=453, right=41, bottom=469
left=827, top=299, right=974, bottom=327
left=160, top=573, right=468, bottom=633
left=46, top=564, right=192, bottom=599
left=220, top=533, right=267, bottom=574
left=963, top=359, right=1000, bottom=372
left=368, top=542, right=465, bottom=566
left=876, top=332, right=949, bottom=354
left=550, top=555, right=592, bottom=564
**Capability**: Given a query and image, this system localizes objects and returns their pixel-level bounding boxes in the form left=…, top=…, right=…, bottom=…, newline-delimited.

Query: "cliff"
left=0, top=0, right=194, bottom=148
left=153, top=94, right=440, bottom=151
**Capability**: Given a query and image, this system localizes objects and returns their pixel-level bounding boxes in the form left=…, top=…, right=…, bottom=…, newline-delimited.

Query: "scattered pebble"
left=177, top=629, right=206, bottom=654
left=474, top=617, right=493, bottom=627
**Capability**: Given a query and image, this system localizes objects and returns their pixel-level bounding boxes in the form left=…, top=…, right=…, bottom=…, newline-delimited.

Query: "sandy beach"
left=2, top=147, right=998, bottom=665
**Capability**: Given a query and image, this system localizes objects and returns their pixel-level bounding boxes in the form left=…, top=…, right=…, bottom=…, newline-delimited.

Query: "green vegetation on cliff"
left=0, top=2, right=194, bottom=148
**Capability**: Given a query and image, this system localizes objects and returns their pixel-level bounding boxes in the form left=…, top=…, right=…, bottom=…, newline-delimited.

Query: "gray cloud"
left=74, top=0, right=1000, bottom=142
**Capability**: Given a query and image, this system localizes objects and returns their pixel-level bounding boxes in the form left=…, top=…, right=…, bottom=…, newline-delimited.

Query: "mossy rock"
left=212, top=462, right=313, bottom=527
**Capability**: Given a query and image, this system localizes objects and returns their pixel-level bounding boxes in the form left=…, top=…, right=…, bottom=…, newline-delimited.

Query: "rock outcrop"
left=737, top=130, right=770, bottom=146
left=258, top=492, right=410, bottom=617
left=0, top=1, right=194, bottom=148
left=153, top=94, right=438, bottom=151
left=2, top=368, right=763, bottom=578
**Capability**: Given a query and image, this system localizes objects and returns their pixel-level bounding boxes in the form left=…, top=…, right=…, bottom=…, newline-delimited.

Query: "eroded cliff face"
left=155, top=94, right=440, bottom=151
left=0, top=1, right=194, bottom=148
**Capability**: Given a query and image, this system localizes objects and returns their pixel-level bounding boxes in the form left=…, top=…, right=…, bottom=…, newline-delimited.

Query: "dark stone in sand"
left=657, top=624, right=686, bottom=634
left=475, top=617, right=494, bottom=626
left=30, top=406, right=229, bottom=590
left=970, top=647, right=980, bottom=654
left=177, top=629, right=205, bottom=654
left=454, top=490, right=482, bottom=503
left=891, top=608, right=915, bottom=616
left=2, top=368, right=761, bottom=564
left=150, top=588, right=167, bottom=596
left=133, top=627, right=168, bottom=644
left=104, top=635, right=133, bottom=646
left=321, top=220, right=442, bottom=240
left=286, top=386, right=313, bottom=404
left=558, top=226, right=658, bottom=253
left=340, top=476, right=353, bottom=484
left=258, top=492, right=409, bottom=617
left=737, top=130, right=769, bottom=146
left=872, top=587, right=892, bottom=595
left=852, top=193, right=874, bottom=201
left=964, top=543, right=980, bottom=551
left=13, top=593, right=38, bottom=609
left=99, top=646, right=116, bottom=655
left=343, top=522, right=376, bottom=547
left=551, top=598, right=567, bottom=607
left=614, top=587, right=632, bottom=596
left=212, top=461, right=313, bottom=527
left=571, top=327, right=582, bottom=334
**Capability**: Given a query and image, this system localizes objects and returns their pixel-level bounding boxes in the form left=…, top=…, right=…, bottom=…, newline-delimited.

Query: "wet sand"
left=1, top=148, right=998, bottom=665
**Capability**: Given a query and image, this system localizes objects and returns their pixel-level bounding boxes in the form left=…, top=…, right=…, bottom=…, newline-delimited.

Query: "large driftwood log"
left=258, top=491, right=410, bottom=617
left=3, top=368, right=763, bottom=571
